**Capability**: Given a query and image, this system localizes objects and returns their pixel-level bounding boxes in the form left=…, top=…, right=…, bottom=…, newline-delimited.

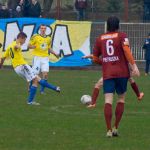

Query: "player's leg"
left=40, top=71, right=48, bottom=94
left=28, top=78, right=39, bottom=105
left=129, top=77, right=144, bottom=101
left=147, top=60, right=150, bottom=75
left=87, top=77, right=103, bottom=108
left=28, top=75, right=60, bottom=105
left=14, top=65, right=40, bottom=105
left=113, top=94, right=125, bottom=136
left=112, top=77, right=128, bottom=136
left=28, top=56, right=41, bottom=93
left=145, top=60, right=149, bottom=75
left=40, top=57, right=50, bottom=94
left=38, top=78, right=60, bottom=92
left=103, top=79, right=115, bottom=137
left=25, top=64, right=60, bottom=104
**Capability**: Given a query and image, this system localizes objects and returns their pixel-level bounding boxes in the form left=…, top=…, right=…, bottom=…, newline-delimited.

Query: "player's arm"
left=93, top=37, right=102, bottom=65
left=0, top=47, right=10, bottom=69
left=14, top=43, right=21, bottom=50
left=122, top=37, right=140, bottom=76
left=122, top=45, right=135, bottom=65
left=93, top=55, right=102, bottom=65
left=0, top=57, right=6, bottom=69
left=82, top=54, right=102, bottom=65
left=82, top=54, right=93, bottom=59
left=28, top=44, right=36, bottom=49
left=48, top=48, right=59, bottom=58
left=28, top=35, right=36, bottom=49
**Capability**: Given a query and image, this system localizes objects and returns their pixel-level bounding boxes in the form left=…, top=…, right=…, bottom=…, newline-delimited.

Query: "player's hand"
left=28, top=45, right=36, bottom=49
left=82, top=56, right=87, bottom=59
left=55, top=54, right=59, bottom=59
left=0, top=58, right=3, bottom=69
left=0, top=63, right=2, bottom=69
left=15, top=43, right=21, bottom=50
left=131, top=64, right=140, bottom=77
left=82, top=55, right=93, bottom=59
left=31, top=45, right=36, bottom=49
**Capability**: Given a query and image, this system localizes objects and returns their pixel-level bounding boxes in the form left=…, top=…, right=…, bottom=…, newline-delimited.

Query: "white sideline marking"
left=50, top=105, right=150, bottom=116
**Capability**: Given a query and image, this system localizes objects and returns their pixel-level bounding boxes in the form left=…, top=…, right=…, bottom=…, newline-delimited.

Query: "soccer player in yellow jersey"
left=0, top=32, right=60, bottom=105
left=28, top=24, right=59, bottom=94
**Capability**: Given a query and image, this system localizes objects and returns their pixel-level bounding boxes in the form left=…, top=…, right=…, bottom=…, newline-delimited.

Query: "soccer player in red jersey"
left=82, top=55, right=144, bottom=108
left=93, top=16, right=140, bottom=137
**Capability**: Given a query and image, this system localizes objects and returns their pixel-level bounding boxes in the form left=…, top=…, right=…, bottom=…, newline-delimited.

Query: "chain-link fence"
left=43, top=0, right=145, bottom=22
left=91, top=22, right=150, bottom=61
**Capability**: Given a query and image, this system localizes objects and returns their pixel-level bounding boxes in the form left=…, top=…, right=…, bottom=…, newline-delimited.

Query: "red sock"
left=114, top=102, right=124, bottom=129
left=131, top=82, right=140, bottom=97
left=91, top=88, right=99, bottom=105
left=104, top=103, right=112, bottom=131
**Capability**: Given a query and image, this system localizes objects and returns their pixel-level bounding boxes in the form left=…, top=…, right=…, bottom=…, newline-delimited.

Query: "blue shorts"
left=103, top=77, right=129, bottom=94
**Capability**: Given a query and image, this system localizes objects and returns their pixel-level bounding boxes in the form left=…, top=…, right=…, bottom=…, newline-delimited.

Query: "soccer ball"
left=80, top=95, right=92, bottom=104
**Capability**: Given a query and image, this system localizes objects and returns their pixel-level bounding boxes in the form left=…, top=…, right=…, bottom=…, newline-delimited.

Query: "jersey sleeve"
left=121, top=33, right=130, bottom=47
left=121, top=33, right=135, bottom=65
left=93, top=37, right=101, bottom=57
left=29, top=34, right=37, bottom=45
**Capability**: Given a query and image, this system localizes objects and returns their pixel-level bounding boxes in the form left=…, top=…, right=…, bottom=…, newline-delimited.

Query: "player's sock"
left=104, top=103, right=112, bottom=131
left=28, top=86, right=37, bottom=103
left=40, top=79, right=47, bottom=93
left=28, top=81, right=32, bottom=92
left=130, top=82, right=140, bottom=97
left=114, top=102, right=124, bottom=129
left=91, top=88, right=99, bottom=105
left=39, top=79, right=57, bottom=91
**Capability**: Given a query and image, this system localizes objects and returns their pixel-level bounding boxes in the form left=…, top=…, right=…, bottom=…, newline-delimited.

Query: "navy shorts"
left=103, top=77, right=129, bottom=94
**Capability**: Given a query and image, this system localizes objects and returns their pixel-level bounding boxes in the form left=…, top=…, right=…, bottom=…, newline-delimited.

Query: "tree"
left=42, top=0, right=53, bottom=12
left=106, top=0, right=123, bottom=12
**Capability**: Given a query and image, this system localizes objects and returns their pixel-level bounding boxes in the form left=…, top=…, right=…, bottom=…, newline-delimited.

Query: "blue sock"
left=39, top=79, right=57, bottom=91
left=28, top=86, right=37, bottom=103
left=40, top=79, right=47, bottom=93
left=28, top=81, right=33, bottom=92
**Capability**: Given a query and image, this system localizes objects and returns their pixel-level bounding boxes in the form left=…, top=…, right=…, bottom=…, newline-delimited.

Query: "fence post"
left=56, top=0, right=61, bottom=20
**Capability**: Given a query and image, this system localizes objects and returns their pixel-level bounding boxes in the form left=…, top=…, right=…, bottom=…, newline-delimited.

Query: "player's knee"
left=117, top=99, right=125, bottom=103
left=117, top=95, right=125, bottom=103
left=42, top=72, right=48, bottom=79
left=32, top=78, right=39, bottom=86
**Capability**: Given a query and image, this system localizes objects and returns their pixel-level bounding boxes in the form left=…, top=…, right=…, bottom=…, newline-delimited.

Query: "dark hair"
left=107, top=16, right=120, bottom=32
left=40, top=24, right=46, bottom=27
left=17, top=32, right=27, bottom=39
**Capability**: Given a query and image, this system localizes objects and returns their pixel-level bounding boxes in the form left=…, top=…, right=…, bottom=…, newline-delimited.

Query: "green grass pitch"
left=0, top=69, right=150, bottom=150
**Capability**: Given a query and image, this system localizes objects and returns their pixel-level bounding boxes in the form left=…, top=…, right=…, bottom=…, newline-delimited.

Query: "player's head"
left=40, top=24, right=47, bottom=35
left=107, top=16, right=120, bottom=32
left=17, top=32, right=27, bottom=45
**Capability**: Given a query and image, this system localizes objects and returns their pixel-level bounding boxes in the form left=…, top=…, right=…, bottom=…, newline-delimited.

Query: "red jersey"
left=93, top=31, right=130, bottom=80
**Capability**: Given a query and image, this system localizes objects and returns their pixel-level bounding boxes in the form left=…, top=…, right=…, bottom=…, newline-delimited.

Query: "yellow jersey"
left=3, top=41, right=27, bottom=68
left=29, top=34, right=51, bottom=57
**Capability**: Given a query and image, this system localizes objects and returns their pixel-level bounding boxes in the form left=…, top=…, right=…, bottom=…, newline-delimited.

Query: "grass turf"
left=0, top=69, right=149, bottom=150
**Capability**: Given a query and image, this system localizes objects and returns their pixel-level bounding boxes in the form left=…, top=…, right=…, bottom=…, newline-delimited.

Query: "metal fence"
left=91, top=22, right=150, bottom=61
left=45, top=0, right=145, bottom=22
